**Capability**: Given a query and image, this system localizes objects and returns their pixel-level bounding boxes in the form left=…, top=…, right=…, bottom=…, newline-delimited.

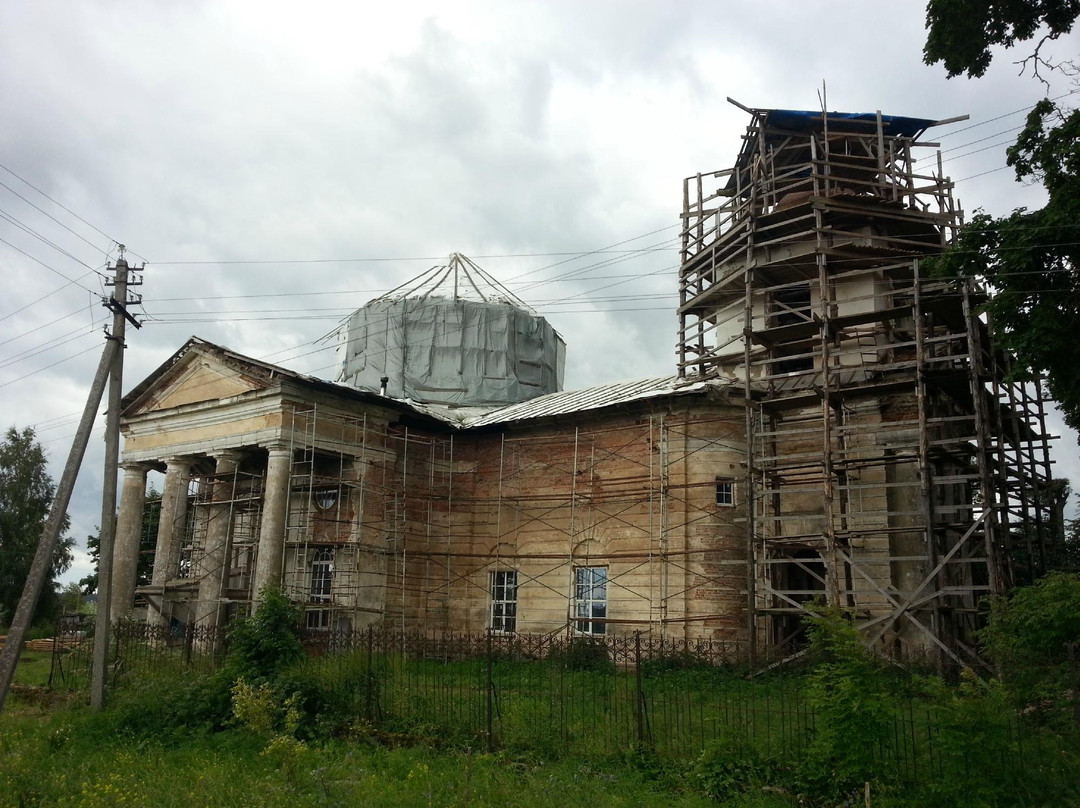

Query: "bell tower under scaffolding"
left=676, top=103, right=1059, bottom=666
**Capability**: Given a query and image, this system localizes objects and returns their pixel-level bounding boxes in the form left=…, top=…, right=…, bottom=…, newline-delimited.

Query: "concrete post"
left=195, top=451, right=242, bottom=630
left=110, top=462, right=149, bottom=622
left=146, top=457, right=191, bottom=628
left=252, top=444, right=293, bottom=606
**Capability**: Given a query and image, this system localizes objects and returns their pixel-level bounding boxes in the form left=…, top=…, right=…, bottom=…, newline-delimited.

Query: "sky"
left=0, top=1, right=1077, bottom=587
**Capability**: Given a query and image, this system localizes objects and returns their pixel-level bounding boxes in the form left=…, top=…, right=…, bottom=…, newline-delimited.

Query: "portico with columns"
left=112, top=338, right=416, bottom=635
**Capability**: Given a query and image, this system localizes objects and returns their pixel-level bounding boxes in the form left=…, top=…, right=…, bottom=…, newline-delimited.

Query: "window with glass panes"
left=574, top=567, right=607, bottom=634
left=715, top=478, right=735, bottom=506
left=490, top=570, right=518, bottom=632
left=306, top=547, right=334, bottom=630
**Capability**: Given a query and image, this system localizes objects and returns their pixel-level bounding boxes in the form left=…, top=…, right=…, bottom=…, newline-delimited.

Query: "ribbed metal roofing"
left=459, top=375, right=719, bottom=428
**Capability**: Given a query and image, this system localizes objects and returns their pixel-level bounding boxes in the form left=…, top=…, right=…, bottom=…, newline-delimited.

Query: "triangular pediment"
left=123, top=339, right=274, bottom=417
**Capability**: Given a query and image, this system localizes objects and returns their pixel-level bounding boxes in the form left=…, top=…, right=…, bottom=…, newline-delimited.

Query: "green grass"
left=18, top=642, right=1080, bottom=807
left=0, top=695, right=731, bottom=808
left=11, top=650, right=53, bottom=688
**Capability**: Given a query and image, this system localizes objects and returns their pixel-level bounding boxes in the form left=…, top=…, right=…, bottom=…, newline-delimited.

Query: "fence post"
left=183, top=621, right=194, bottom=666
left=1068, top=641, right=1080, bottom=729
left=366, top=625, right=374, bottom=723
left=486, top=628, right=494, bottom=753
left=634, top=631, right=645, bottom=747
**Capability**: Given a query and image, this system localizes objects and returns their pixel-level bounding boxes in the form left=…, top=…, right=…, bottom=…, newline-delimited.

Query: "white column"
left=195, top=451, right=242, bottom=629
left=110, top=462, right=150, bottom=622
left=252, top=444, right=293, bottom=606
left=146, top=457, right=191, bottom=628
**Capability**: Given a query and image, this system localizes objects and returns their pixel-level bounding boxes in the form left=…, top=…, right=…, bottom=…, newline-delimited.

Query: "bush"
left=98, top=667, right=233, bottom=738
left=981, top=572, right=1080, bottom=665
left=222, top=587, right=303, bottom=683
left=796, top=608, right=894, bottom=801
left=692, top=734, right=776, bottom=801
left=547, top=637, right=614, bottom=673
left=275, top=651, right=382, bottom=737
left=980, top=572, right=1080, bottom=728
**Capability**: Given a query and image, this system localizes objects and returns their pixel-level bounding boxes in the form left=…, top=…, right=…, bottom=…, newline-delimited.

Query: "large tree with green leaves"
left=0, top=427, right=74, bottom=626
left=923, top=2, right=1080, bottom=432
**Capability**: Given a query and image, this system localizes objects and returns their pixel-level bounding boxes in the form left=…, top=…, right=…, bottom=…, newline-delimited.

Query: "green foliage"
left=222, top=587, right=304, bottom=682
left=58, top=581, right=84, bottom=615
left=906, top=672, right=1029, bottom=808
left=232, top=679, right=309, bottom=784
left=937, top=100, right=1080, bottom=431
left=982, top=571, right=1080, bottom=664
left=0, top=703, right=722, bottom=808
left=923, top=0, right=1080, bottom=78
left=275, top=650, right=381, bottom=737
left=979, top=572, right=1080, bottom=725
left=692, top=734, right=775, bottom=802
left=546, top=636, right=615, bottom=673
left=96, top=590, right=307, bottom=740
left=797, top=608, right=893, bottom=801
left=97, top=666, right=233, bottom=738
left=0, top=426, right=73, bottom=626
left=923, top=1, right=1080, bottom=435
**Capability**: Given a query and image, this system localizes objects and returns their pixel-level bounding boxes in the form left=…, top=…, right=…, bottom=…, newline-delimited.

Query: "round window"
left=314, top=488, right=339, bottom=511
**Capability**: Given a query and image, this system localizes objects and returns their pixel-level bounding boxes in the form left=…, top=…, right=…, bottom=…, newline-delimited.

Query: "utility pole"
left=90, top=248, right=142, bottom=710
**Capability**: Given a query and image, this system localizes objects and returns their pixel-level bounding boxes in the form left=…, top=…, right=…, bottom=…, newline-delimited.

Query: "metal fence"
left=46, top=620, right=1079, bottom=791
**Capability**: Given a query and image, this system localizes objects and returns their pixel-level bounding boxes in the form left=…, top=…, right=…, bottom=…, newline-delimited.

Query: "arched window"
left=309, top=547, right=334, bottom=604
left=307, top=547, right=334, bottom=631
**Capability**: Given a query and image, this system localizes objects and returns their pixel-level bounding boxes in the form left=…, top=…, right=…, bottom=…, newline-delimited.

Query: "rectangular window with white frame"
left=490, top=570, right=518, bottom=633
left=715, top=478, right=735, bottom=507
left=574, top=566, right=607, bottom=635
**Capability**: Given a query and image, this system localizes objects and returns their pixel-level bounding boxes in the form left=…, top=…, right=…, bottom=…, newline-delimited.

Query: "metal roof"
left=458, top=375, right=720, bottom=428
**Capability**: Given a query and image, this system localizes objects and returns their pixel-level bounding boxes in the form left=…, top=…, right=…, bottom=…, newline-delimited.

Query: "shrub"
left=796, top=607, right=894, bottom=801
left=978, top=572, right=1080, bottom=733
left=692, top=734, right=775, bottom=800
left=547, top=637, right=614, bottom=673
left=275, top=651, right=382, bottom=737
left=97, top=668, right=233, bottom=738
left=222, top=587, right=304, bottom=683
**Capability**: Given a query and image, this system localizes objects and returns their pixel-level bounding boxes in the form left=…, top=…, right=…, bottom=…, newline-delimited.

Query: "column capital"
left=212, top=449, right=246, bottom=467
left=119, top=460, right=153, bottom=474
left=262, top=442, right=293, bottom=456
left=163, top=455, right=195, bottom=468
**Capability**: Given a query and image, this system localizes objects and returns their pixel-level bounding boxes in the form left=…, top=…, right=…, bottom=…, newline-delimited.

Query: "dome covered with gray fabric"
left=337, top=254, right=565, bottom=406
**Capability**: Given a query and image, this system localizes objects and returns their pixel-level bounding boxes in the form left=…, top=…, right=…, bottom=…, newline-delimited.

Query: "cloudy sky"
left=1, top=1, right=1077, bottom=586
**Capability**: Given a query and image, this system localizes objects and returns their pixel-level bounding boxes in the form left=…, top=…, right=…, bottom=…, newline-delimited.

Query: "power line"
left=0, top=271, right=100, bottom=325
left=0, top=303, right=98, bottom=349
left=0, top=341, right=103, bottom=390
left=0, top=179, right=113, bottom=259
left=0, top=161, right=145, bottom=262
left=0, top=208, right=98, bottom=270
left=0, top=236, right=98, bottom=294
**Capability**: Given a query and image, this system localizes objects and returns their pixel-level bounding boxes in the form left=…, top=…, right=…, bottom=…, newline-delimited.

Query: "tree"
left=0, top=427, right=74, bottom=626
left=980, top=572, right=1080, bottom=719
left=59, top=581, right=84, bottom=615
left=924, top=3, right=1080, bottom=433
left=924, top=0, right=1080, bottom=79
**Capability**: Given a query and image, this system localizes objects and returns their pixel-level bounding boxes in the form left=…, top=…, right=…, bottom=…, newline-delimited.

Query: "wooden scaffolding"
left=676, top=104, right=1058, bottom=666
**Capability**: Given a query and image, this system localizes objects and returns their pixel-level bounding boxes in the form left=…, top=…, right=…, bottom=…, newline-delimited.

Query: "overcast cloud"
left=0, top=1, right=1077, bottom=586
